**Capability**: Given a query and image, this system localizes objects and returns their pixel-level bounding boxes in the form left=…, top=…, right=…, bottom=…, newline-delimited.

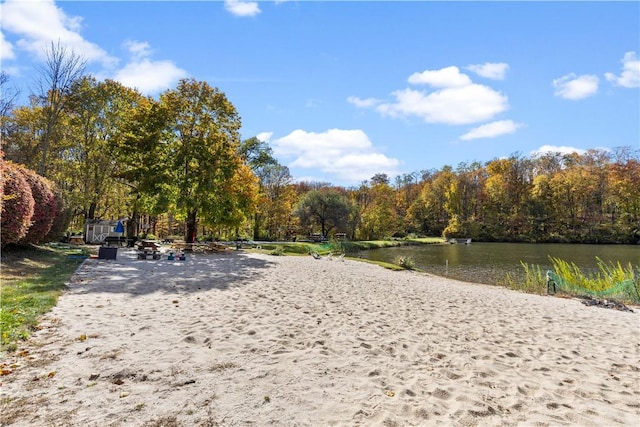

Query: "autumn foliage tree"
left=17, top=165, right=57, bottom=244
left=1, top=161, right=35, bottom=247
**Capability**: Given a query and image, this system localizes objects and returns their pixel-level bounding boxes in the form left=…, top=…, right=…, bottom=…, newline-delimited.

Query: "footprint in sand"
left=432, top=388, right=451, bottom=400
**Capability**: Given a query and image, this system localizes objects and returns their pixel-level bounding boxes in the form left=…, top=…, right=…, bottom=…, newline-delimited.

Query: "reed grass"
left=550, top=256, right=636, bottom=292
left=504, top=261, right=547, bottom=294
left=505, top=256, right=639, bottom=303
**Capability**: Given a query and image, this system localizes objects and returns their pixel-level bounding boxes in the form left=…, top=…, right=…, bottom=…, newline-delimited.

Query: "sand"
left=1, top=249, right=639, bottom=426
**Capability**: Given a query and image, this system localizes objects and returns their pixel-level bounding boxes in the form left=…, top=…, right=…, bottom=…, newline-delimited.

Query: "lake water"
left=357, top=242, right=639, bottom=285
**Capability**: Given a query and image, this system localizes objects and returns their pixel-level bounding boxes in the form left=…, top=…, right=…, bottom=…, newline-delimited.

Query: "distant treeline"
left=380, top=148, right=640, bottom=244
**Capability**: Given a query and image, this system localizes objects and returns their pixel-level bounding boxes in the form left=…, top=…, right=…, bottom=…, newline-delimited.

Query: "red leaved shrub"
left=1, top=161, right=35, bottom=247
left=18, top=165, right=57, bottom=244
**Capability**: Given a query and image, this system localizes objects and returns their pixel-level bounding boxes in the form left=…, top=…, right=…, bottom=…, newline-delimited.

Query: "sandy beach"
left=1, top=249, right=639, bottom=426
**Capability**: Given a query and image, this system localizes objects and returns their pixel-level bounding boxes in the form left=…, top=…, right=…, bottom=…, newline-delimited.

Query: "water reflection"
left=358, top=242, right=639, bottom=285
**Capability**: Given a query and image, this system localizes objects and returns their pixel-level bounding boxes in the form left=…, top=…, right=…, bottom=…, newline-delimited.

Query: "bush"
left=396, top=256, right=415, bottom=270
left=1, top=161, right=34, bottom=247
left=17, top=166, right=57, bottom=245
left=269, top=245, right=285, bottom=256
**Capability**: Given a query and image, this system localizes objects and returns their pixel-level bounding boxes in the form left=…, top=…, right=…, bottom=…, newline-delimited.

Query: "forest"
left=2, top=44, right=639, bottom=246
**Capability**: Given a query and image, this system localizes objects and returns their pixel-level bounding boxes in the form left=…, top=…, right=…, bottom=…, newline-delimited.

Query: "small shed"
left=84, top=219, right=125, bottom=244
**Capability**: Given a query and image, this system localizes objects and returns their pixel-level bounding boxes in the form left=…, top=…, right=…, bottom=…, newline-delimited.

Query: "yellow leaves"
left=1, top=362, right=21, bottom=376
left=385, top=390, right=395, bottom=397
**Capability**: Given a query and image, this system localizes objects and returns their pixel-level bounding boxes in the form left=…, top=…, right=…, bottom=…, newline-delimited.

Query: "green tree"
left=160, top=78, right=246, bottom=243
left=64, top=77, right=143, bottom=221
left=295, top=188, right=352, bottom=238
left=239, top=137, right=294, bottom=240
left=114, top=95, right=173, bottom=239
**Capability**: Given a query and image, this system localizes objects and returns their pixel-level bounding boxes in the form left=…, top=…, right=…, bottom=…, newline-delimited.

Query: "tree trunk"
left=127, top=210, right=139, bottom=239
left=253, top=213, right=261, bottom=240
left=186, top=209, right=197, bottom=243
left=87, top=202, right=97, bottom=220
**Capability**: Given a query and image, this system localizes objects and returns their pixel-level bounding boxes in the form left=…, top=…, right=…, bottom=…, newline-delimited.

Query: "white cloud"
left=466, top=62, right=509, bottom=80
left=113, top=58, right=187, bottom=95
left=0, top=1, right=187, bottom=94
left=110, top=40, right=187, bottom=94
left=346, top=96, right=381, bottom=108
left=553, top=73, right=599, bottom=100
left=351, top=65, right=509, bottom=125
left=408, top=66, right=472, bottom=88
left=531, top=145, right=587, bottom=157
left=459, top=120, right=522, bottom=141
left=256, top=131, right=273, bottom=142
left=123, top=40, right=152, bottom=61
left=224, top=0, right=261, bottom=17
left=272, top=128, right=401, bottom=183
left=1, top=31, right=16, bottom=60
left=0, top=0, right=116, bottom=67
left=605, top=51, right=640, bottom=88
left=377, top=85, right=508, bottom=125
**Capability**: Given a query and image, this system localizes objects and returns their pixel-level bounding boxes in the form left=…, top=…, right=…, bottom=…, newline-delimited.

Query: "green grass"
left=252, top=237, right=445, bottom=257
left=1, top=244, right=88, bottom=352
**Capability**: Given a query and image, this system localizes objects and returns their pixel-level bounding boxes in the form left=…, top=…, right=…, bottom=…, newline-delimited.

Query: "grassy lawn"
left=1, top=244, right=89, bottom=353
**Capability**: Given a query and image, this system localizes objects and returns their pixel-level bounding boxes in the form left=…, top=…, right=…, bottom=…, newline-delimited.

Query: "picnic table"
left=136, top=240, right=162, bottom=260
left=137, top=240, right=161, bottom=250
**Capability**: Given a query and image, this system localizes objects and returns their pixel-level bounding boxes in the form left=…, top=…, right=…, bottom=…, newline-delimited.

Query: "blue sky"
left=1, top=1, right=639, bottom=187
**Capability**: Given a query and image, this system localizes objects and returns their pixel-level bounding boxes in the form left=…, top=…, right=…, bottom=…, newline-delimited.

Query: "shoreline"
left=2, top=249, right=639, bottom=426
